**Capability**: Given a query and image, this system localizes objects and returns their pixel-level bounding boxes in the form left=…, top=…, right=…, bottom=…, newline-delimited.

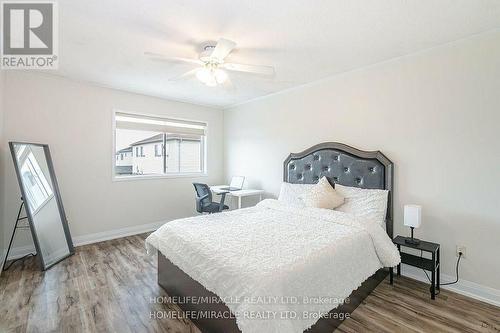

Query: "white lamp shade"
left=404, top=205, right=422, bottom=228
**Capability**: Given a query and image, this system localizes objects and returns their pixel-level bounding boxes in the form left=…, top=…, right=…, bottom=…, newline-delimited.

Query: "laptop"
left=220, top=176, right=245, bottom=191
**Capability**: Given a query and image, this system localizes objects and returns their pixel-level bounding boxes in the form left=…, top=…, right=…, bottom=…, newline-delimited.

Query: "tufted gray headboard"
left=283, top=142, right=394, bottom=238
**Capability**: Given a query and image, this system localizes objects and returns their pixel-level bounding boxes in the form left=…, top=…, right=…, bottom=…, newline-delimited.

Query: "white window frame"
left=111, top=109, right=208, bottom=181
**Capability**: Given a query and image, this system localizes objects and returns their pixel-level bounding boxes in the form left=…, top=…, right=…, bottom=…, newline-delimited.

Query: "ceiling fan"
left=145, top=38, right=275, bottom=87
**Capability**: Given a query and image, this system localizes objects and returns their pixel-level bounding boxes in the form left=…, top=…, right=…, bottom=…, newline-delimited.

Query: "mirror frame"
left=9, top=142, right=74, bottom=270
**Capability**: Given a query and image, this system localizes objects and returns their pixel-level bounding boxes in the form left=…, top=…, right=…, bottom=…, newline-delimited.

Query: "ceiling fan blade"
left=210, top=38, right=236, bottom=62
left=144, top=52, right=203, bottom=66
left=168, top=68, right=199, bottom=81
left=223, top=62, right=275, bottom=76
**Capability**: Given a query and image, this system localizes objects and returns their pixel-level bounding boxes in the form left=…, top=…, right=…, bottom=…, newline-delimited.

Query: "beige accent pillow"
left=299, top=177, right=345, bottom=209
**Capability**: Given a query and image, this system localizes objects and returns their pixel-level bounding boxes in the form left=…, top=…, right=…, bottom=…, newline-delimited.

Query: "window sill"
left=112, top=173, right=208, bottom=182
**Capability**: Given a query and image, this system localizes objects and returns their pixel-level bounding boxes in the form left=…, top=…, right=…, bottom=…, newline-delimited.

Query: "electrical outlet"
left=456, top=245, right=466, bottom=258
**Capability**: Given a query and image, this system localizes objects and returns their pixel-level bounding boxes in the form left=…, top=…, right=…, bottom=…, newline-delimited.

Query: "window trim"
left=111, top=109, right=208, bottom=181
left=154, top=144, right=162, bottom=157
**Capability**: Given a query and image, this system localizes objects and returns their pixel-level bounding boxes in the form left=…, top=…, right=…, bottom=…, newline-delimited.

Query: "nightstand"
left=390, top=235, right=440, bottom=299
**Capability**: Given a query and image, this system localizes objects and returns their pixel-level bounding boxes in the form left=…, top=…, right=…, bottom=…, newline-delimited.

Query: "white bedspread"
left=146, top=199, right=400, bottom=333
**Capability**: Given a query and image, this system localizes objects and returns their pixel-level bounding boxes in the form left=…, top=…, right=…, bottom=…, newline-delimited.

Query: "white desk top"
left=211, top=185, right=264, bottom=197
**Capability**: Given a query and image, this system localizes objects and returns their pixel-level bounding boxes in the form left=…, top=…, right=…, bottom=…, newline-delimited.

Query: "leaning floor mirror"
left=9, top=142, right=74, bottom=270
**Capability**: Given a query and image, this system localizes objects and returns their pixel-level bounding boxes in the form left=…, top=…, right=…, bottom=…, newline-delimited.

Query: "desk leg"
left=431, top=252, right=436, bottom=300
left=259, top=194, right=262, bottom=202
left=389, top=267, right=394, bottom=285
left=238, top=196, right=242, bottom=209
left=397, top=245, right=401, bottom=276
left=437, top=248, right=440, bottom=291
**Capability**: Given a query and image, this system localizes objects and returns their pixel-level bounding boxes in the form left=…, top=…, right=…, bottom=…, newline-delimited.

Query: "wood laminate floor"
left=0, top=234, right=499, bottom=333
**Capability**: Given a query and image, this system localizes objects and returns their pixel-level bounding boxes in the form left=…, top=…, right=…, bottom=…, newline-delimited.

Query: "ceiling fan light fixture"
left=214, top=69, right=228, bottom=84
left=205, top=77, right=217, bottom=87
left=146, top=37, right=276, bottom=87
left=196, top=66, right=227, bottom=86
left=196, top=67, right=212, bottom=84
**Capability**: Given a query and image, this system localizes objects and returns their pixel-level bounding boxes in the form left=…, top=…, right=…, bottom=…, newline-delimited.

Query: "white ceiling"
left=55, top=0, right=500, bottom=108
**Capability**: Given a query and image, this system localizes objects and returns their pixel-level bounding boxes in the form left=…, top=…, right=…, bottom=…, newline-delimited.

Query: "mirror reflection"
left=11, top=143, right=73, bottom=269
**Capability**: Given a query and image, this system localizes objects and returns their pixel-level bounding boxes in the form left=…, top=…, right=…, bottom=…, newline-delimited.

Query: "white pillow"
left=298, top=177, right=345, bottom=209
left=278, top=182, right=315, bottom=207
left=334, top=184, right=389, bottom=226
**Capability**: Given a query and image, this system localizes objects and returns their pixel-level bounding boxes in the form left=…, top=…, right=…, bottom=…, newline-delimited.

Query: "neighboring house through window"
left=114, top=111, right=206, bottom=178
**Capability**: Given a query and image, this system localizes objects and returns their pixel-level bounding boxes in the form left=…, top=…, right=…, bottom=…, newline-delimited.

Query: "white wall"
left=225, top=31, right=500, bottom=290
left=2, top=72, right=224, bottom=248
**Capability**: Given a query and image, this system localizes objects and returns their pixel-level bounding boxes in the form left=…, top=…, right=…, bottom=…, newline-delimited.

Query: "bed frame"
left=158, top=142, right=394, bottom=333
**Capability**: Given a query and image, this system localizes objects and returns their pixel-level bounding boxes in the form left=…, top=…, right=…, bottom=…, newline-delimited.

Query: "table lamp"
left=404, top=204, right=422, bottom=245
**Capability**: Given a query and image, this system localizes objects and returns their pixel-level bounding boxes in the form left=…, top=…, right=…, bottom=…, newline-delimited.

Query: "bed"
left=146, top=142, right=398, bottom=333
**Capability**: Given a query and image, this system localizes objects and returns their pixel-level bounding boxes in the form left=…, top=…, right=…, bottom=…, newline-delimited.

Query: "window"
left=154, top=144, right=162, bottom=157
left=114, top=112, right=206, bottom=178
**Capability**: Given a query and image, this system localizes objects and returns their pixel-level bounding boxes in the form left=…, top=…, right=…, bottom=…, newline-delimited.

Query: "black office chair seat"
left=203, top=203, right=229, bottom=213
left=193, top=183, right=229, bottom=214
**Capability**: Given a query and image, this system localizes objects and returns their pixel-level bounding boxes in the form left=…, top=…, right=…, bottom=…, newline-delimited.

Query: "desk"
left=211, top=186, right=264, bottom=209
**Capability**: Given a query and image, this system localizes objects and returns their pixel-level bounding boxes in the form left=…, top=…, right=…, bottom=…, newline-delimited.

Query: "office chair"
left=193, top=183, right=229, bottom=214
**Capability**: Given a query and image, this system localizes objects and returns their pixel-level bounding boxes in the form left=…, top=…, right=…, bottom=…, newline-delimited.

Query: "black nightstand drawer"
left=400, top=252, right=439, bottom=271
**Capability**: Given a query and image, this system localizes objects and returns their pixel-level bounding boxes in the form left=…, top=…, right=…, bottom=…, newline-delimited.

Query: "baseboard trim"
left=401, top=264, right=500, bottom=307
left=72, top=220, right=166, bottom=246
left=5, top=220, right=167, bottom=260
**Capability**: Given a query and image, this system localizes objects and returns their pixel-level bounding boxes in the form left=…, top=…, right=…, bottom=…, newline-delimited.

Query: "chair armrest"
left=215, top=190, right=230, bottom=195
left=199, top=193, right=210, bottom=201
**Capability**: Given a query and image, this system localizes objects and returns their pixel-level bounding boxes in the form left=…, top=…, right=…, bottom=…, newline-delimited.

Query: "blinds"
left=115, top=112, right=206, bottom=136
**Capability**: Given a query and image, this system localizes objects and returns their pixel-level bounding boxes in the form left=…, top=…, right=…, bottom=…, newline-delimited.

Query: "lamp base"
left=405, top=237, right=421, bottom=245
